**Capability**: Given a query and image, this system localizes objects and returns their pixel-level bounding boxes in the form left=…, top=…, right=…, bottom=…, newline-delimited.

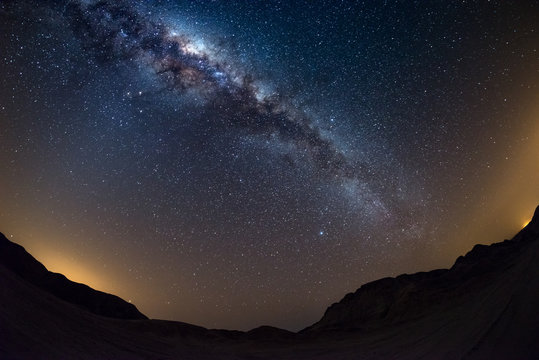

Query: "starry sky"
left=0, top=0, right=538, bottom=331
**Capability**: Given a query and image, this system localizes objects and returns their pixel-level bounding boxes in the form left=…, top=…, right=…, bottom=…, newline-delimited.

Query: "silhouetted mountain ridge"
left=303, top=205, right=539, bottom=335
left=0, top=205, right=538, bottom=359
left=0, top=233, right=147, bottom=320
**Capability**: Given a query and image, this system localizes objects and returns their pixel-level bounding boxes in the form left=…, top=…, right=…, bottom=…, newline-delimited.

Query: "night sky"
left=0, top=0, right=537, bottom=331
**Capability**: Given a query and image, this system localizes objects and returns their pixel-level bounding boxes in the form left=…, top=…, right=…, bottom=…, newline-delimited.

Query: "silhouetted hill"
left=0, top=233, right=147, bottom=320
left=301, top=205, right=539, bottom=358
left=0, top=205, right=538, bottom=359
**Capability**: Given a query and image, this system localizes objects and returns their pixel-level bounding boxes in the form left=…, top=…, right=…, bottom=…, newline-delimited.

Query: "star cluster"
left=0, top=0, right=537, bottom=330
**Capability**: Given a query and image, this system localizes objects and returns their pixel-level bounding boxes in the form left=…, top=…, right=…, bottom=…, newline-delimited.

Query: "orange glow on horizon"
left=33, top=250, right=109, bottom=293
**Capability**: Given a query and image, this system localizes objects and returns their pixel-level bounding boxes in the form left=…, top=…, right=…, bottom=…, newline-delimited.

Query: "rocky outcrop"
left=0, top=233, right=147, bottom=320
left=304, top=205, right=539, bottom=334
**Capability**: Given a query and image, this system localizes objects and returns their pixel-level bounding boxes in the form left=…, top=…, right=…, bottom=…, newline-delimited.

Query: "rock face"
left=303, top=234, right=528, bottom=333
left=0, top=233, right=147, bottom=320
left=300, top=205, right=539, bottom=358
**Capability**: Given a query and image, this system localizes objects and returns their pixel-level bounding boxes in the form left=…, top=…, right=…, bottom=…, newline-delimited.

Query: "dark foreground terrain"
left=1, top=206, right=538, bottom=359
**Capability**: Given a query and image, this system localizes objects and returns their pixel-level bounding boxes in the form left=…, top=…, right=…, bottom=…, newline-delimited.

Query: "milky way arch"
left=63, top=0, right=390, bottom=216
